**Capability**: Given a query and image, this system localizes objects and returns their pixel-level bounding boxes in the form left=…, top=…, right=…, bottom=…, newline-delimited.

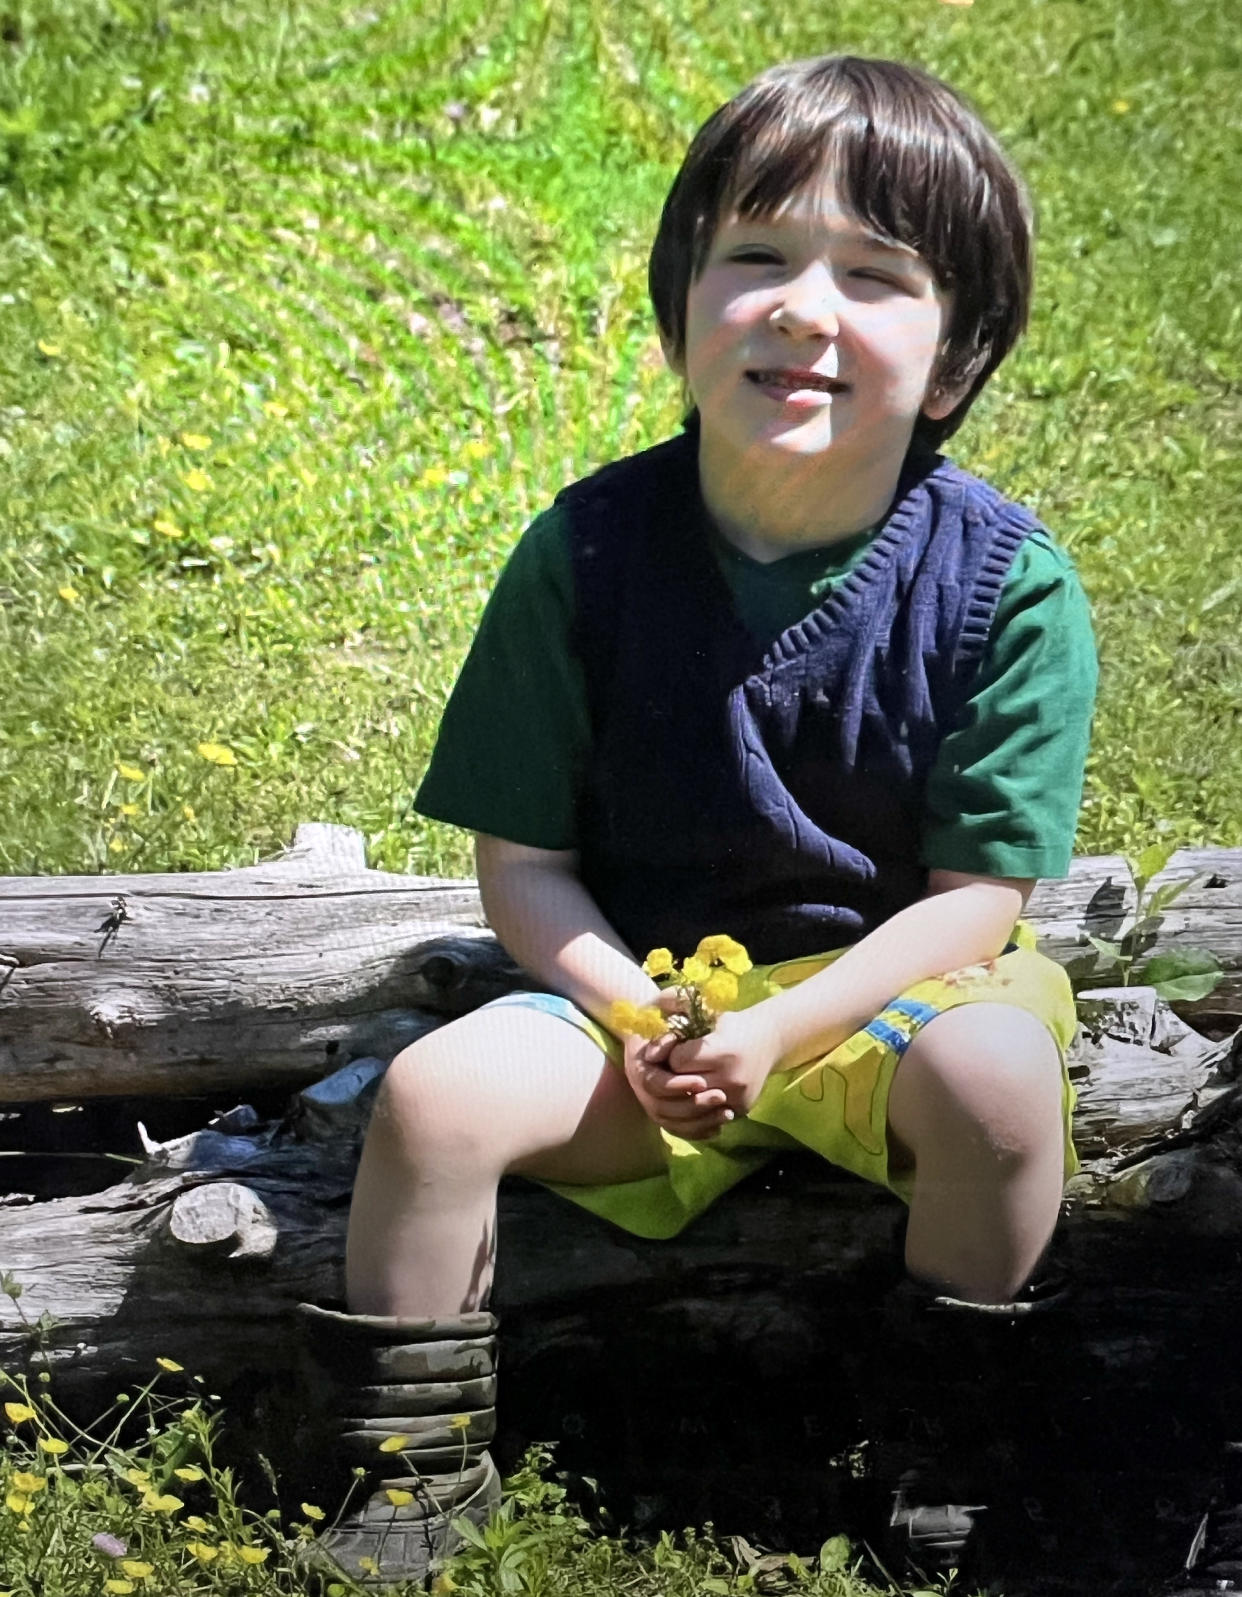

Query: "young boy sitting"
left=300, top=53, right=1097, bottom=1585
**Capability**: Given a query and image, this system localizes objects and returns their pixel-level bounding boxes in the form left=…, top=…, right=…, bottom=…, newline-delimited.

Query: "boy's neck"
left=696, top=430, right=911, bottom=564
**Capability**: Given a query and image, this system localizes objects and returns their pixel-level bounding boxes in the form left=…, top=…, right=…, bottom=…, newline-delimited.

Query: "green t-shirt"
left=416, top=498, right=1097, bottom=879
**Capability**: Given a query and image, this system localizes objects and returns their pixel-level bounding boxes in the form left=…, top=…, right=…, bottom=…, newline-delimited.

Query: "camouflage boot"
left=297, top=1304, right=501, bottom=1587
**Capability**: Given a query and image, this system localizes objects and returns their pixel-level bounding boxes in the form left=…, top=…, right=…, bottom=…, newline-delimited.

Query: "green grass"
left=1, top=0, right=1240, bottom=879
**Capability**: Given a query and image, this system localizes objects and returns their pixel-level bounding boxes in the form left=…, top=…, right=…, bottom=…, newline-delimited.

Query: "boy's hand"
left=623, top=998, right=735, bottom=1140
left=666, top=1008, right=783, bottom=1119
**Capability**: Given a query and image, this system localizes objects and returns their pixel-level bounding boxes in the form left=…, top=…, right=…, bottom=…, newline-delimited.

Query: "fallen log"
left=2, top=822, right=1241, bottom=1103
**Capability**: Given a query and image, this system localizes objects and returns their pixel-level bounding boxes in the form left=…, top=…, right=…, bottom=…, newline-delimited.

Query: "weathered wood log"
left=2, top=824, right=1241, bottom=1103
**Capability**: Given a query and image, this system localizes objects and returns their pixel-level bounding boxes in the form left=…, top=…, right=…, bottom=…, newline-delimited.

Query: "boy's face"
left=670, top=170, right=964, bottom=489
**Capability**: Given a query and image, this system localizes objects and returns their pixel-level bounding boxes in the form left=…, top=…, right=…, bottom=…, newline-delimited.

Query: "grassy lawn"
left=2, top=0, right=1240, bottom=1592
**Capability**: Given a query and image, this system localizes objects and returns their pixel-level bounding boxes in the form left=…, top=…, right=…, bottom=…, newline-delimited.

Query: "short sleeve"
left=920, top=530, right=1097, bottom=880
left=413, top=505, right=590, bottom=849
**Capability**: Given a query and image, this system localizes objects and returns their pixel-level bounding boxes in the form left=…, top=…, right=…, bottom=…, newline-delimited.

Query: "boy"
left=300, top=54, right=1096, bottom=1584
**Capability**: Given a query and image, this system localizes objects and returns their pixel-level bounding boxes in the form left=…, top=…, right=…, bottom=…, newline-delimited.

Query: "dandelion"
left=173, top=1465, right=203, bottom=1481
left=153, top=518, right=183, bottom=538
left=385, top=1487, right=414, bottom=1506
left=238, top=1546, right=270, bottom=1564
left=378, top=1435, right=411, bottom=1453
left=186, top=1541, right=218, bottom=1562
left=181, top=468, right=211, bottom=492
left=12, top=1474, right=45, bottom=1494
left=37, top=1437, right=69, bottom=1455
left=195, top=741, right=237, bottom=767
left=4, top=1402, right=36, bottom=1424
left=58, top=584, right=80, bottom=604
left=180, top=432, right=211, bottom=450
left=301, top=1502, right=325, bottom=1520
left=155, top=1356, right=183, bottom=1372
left=641, top=948, right=674, bottom=977
left=120, top=1561, right=154, bottom=1579
left=140, top=1490, right=183, bottom=1514
left=116, top=763, right=146, bottom=782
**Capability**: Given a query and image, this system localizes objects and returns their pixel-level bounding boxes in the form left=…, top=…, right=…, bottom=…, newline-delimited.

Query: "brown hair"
left=648, top=56, right=1033, bottom=449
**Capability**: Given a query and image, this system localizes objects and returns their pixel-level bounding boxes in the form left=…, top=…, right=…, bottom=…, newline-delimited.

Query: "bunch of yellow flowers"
left=609, top=935, right=752, bottom=1042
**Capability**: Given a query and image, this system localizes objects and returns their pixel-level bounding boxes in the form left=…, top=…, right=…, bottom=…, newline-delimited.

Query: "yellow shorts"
left=481, top=923, right=1079, bottom=1240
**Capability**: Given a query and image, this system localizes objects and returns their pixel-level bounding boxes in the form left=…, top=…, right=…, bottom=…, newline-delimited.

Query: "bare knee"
left=890, top=1005, right=1062, bottom=1166
left=364, top=1031, right=502, bottom=1173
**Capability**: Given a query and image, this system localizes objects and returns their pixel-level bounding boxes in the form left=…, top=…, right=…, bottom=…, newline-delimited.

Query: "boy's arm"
left=474, top=833, right=663, bottom=1021
left=666, top=871, right=1033, bottom=1126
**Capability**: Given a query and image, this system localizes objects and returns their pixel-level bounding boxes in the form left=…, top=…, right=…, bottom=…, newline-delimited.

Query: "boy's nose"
left=769, top=266, right=841, bottom=338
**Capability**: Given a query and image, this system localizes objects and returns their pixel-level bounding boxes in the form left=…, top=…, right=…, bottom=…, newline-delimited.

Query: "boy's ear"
left=658, top=327, right=685, bottom=377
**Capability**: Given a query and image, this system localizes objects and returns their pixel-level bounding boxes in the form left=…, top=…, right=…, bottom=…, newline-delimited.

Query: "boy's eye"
left=729, top=247, right=781, bottom=264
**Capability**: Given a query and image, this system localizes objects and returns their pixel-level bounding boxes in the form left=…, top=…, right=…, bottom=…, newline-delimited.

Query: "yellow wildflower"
left=5, top=1493, right=32, bottom=1516
left=153, top=517, right=183, bottom=538
left=300, top=1502, right=325, bottom=1521
left=58, top=584, right=80, bottom=604
left=358, top=1557, right=379, bottom=1574
left=607, top=1001, right=666, bottom=1040
left=431, top=1576, right=459, bottom=1595
left=37, top=1438, right=69, bottom=1455
left=104, top=1583, right=134, bottom=1594
left=195, top=741, right=237, bottom=766
left=116, top=762, right=146, bottom=782
left=721, top=947, right=752, bottom=975
left=186, top=1541, right=218, bottom=1562
left=695, top=935, right=752, bottom=975
left=238, top=1546, right=269, bottom=1565
left=262, top=400, right=289, bottom=419
left=378, top=1435, right=411, bottom=1453
left=11, top=1473, right=44, bottom=1494
left=682, top=956, right=711, bottom=984
left=123, top=1468, right=151, bottom=1487
left=37, top=340, right=62, bottom=357
left=1111, top=98, right=1131, bottom=114
left=180, top=432, right=211, bottom=450
left=119, top=802, right=139, bottom=817
left=641, top=948, right=674, bottom=977
left=4, top=1402, right=36, bottom=1424
left=185, top=1514, right=209, bottom=1532
left=173, top=1465, right=203, bottom=1481
left=140, top=1490, right=183, bottom=1514
left=701, top=971, right=739, bottom=1009
left=608, top=1000, right=638, bottom=1032
left=385, top=1487, right=414, bottom=1505
left=155, top=1357, right=183, bottom=1372
left=180, top=468, right=211, bottom=492
left=418, top=465, right=449, bottom=488
left=448, top=1414, right=471, bottom=1432
left=109, top=838, right=127, bottom=854
left=462, top=439, right=488, bottom=460
left=120, top=1562, right=153, bottom=1579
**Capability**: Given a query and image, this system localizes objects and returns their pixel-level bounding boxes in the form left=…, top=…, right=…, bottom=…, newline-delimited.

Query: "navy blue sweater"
left=561, top=427, right=1037, bottom=963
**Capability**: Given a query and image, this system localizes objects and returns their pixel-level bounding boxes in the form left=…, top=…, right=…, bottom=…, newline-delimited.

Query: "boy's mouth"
left=745, top=368, right=848, bottom=395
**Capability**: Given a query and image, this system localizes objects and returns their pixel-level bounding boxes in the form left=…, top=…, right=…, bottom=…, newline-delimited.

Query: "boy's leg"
left=346, top=1004, right=664, bottom=1316
left=886, top=1001, right=1065, bottom=1304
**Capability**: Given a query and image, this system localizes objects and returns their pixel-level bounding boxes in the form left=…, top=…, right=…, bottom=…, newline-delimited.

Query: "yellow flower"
left=180, top=468, right=211, bottom=492
left=418, top=465, right=449, bottom=488
left=185, top=1514, right=209, bottom=1532
left=448, top=1414, right=471, bottom=1432
left=358, top=1557, right=378, bottom=1574
left=695, top=935, right=751, bottom=975
left=104, top=1583, right=134, bottom=1594
left=195, top=741, right=237, bottom=766
left=385, top=1487, right=414, bottom=1505
left=1111, top=98, right=1131, bottom=114
left=155, top=1357, right=184, bottom=1372
left=721, top=947, right=752, bottom=975
left=607, top=1001, right=666, bottom=1040
left=116, top=762, right=146, bottom=782
left=631, top=1006, right=668, bottom=1040
left=37, top=1438, right=69, bottom=1455
left=153, top=517, right=184, bottom=538
left=238, top=1546, right=269, bottom=1564
left=120, top=1561, right=154, bottom=1579
left=186, top=1541, right=218, bottom=1562
left=641, top=948, right=674, bottom=977
left=682, top=956, right=711, bottom=985
left=462, top=439, right=488, bottom=460
left=58, top=584, right=80, bottom=604
left=262, top=399, right=289, bottom=419
left=608, top=1000, right=638, bottom=1032
left=181, top=804, right=196, bottom=821
left=701, top=971, right=739, bottom=1009
left=378, top=1435, right=411, bottom=1453
left=300, top=1502, right=325, bottom=1520
left=431, top=1576, right=459, bottom=1595
left=119, top=802, right=139, bottom=817
left=37, top=339, right=62, bottom=357
left=11, top=1473, right=44, bottom=1494
left=5, top=1492, right=32, bottom=1516
left=140, top=1490, right=183, bottom=1513
left=173, top=1465, right=203, bottom=1481
left=180, top=432, right=211, bottom=450
left=109, top=838, right=127, bottom=854
left=123, top=1468, right=151, bottom=1487
left=4, top=1402, right=36, bottom=1424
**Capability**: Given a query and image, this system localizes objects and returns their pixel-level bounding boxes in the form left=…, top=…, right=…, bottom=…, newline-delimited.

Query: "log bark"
left=3, top=823, right=1242, bottom=1103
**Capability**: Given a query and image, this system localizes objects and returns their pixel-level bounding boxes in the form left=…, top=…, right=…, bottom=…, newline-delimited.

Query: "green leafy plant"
left=1082, top=840, right=1223, bottom=1000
